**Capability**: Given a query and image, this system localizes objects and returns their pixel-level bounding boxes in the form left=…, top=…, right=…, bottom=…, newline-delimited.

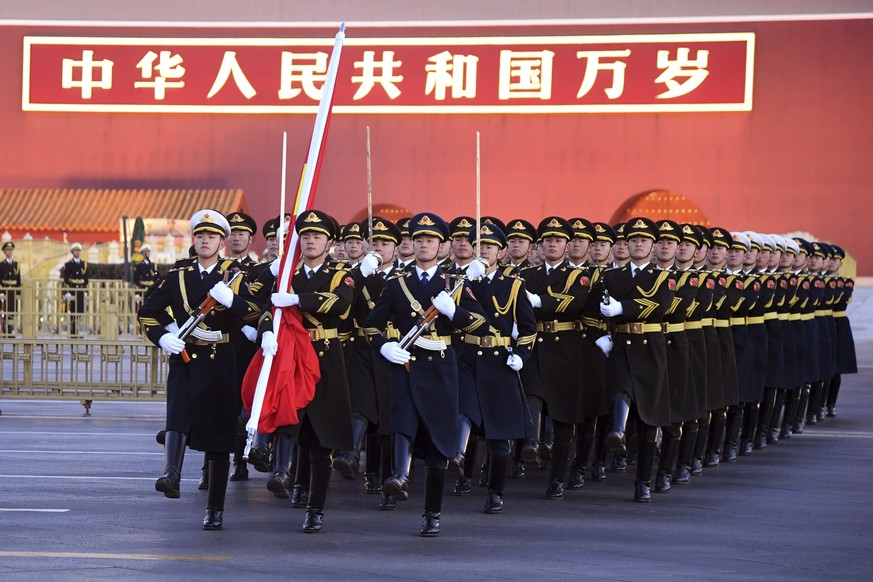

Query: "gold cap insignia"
left=632, top=219, right=647, bottom=229
left=512, top=221, right=525, bottom=230
left=547, top=218, right=562, bottom=228
left=572, top=220, right=584, bottom=229
left=682, top=225, right=694, bottom=234
left=305, top=212, right=322, bottom=223
left=417, top=215, right=436, bottom=226
left=595, top=224, right=605, bottom=233
left=457, top=218, right=473, bottom=228
left=481, top=225, right=494, bottom=235
left=374, top=221, right=388, bottom=231
left=230, top=214, right=244, bottom=222
left=660, top=222, right=675, bottom=231
left=350, top=224, right=360, bottom=232
left=202, top=213, right=213, bottom=223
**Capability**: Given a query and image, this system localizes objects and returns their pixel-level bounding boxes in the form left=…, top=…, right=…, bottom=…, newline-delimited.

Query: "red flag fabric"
left=242, top=307, right=320, bottom=434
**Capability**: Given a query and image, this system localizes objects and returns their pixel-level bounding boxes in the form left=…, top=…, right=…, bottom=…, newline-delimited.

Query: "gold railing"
left=1, top=280, right=147, bottom=338
left=1, top=280, right=168, bottom=412
left=1, top=338, right=168, bottom=411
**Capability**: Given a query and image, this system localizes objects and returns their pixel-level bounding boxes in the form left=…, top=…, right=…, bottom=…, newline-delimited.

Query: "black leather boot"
left=364, top=432, right=382, bottom=493
left=546, top=434, right=571, bottom=496
left=198, top=454, right=209, bottom=490
left=333, top=416, right=367, bottom=481
left=634, top=481, right=652, bottom=502
left=656, top=425, right=681, bottom=491
left=291, top=445, right=310, bottom=508
left=383, top=434, right=413, bottom=502
left=568, top=419, right=595, bottom=490
left=484, top=452, right=508, bottom=514
left=448, top=415, right=472, bottom=476
left=782, top=388, right=801, bottom=438
left=477, top=446, right=490, bottom=488
left=155, top=430, right=186, bottom=499
left=606, top=395, right=631, bottom=457
left=266, top=434, right=295, bottom=499
left=302, top=464, right=331, bottom=533
left=793, top=385, right=809, bottom=433
left=420, top=467, right=445, bottom=537
left=723, top=406, right=742, bottom=463
left=706, top=408, right=727, bottom=466
left=635, top=425, right=658, bottom=495
left=203, top=455, right=229, bottom=530
left=247, top=431, right=273, bottom=473
left=826, top=374, right=840, bottom=417
left=674, top=420, right=698, bottom=484
left=229, top=434, right=249, bottom=481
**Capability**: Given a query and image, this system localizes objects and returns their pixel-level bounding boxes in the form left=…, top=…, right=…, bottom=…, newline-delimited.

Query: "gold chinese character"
left=278, top=52, right=328, bottom=100
left=352, top=51, right=404, bottom=100
left=498, top=50, right=554, bottom=100
left=61, top=50, right=113, bottom=99
left=576, top=50, right=632, bottom=100
left=134, top=50, right=185, bottom=100
left=655, top=48, right=710, bottom=99
left=425, top=51, right=479, bottom=100
left=207, top=51, right=256, bottom=99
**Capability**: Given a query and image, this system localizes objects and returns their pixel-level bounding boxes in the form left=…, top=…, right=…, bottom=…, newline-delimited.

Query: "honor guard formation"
left=137, top=209, right=858, bottom=536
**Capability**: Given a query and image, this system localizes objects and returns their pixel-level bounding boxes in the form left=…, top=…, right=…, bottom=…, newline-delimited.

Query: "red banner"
left=23, top=33, right=754, bottom=113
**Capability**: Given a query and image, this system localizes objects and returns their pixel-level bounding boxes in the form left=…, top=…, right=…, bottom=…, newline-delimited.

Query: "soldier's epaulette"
left=329, top=260, right=350, bottom=270
left=518, top=264, right=539, bottom=273
left=386, top=272, right=407, bottom=282
left=170, top=257, right=198, bottom=270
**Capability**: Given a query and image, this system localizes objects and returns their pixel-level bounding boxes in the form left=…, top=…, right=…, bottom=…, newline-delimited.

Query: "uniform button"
left=477, top=350, right=483, bottom=356
left=555, top=337, right=560, bottom=342
left=493, top=351, right=499, bottom=356
left=318, top=351, right=324, bottom=357
left=427, top=356, right=433, bottom=362
left=643, top=339, right=648, bottom=345
left=191, top=353, right=198, bottom=359
left=411, top=356, right=417, bottom=361
left=538, top=338, right=543, bottom=343
left=411, top=312, right=417, bottom=317
left=626, top=340, right=632, bottom=345
left=494, top=312, right=500, bottom=317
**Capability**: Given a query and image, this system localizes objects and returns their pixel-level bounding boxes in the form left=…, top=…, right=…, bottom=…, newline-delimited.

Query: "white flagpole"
left=245, top=23, right=346, bottom=444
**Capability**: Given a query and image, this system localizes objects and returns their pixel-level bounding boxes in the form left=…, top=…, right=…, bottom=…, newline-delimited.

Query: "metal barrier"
left=1, top=280, right=168, bottom=414
left=1, top=338, right=168, bottom=414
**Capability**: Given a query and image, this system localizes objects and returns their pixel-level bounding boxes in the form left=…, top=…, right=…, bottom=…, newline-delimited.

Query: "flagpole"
left=278, top=131, right=287, bottom=257
left=475, top=131, right=481, bottom=259
left=245, top=23, right=346, bottom=445
left=366, top=126, right=373, bottom=249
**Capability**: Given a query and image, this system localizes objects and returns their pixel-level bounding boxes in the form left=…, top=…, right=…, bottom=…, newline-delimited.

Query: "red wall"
left=2, top=19, right=872, bottom=272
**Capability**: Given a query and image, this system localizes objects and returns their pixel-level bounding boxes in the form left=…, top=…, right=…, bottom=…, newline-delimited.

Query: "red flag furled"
left=241, top=308, right=320, bottom=433
left=242, top=24, right=345, bottom=439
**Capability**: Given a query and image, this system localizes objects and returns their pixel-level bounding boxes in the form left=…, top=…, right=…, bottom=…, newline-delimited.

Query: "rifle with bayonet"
left=397, top=279, right=465, bottom=370
left=175, top=269, right=243, bottom=363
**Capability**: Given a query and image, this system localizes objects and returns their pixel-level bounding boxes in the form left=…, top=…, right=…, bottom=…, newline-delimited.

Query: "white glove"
left=134, top=294, right=142, bottom=302
left=432, top=290, right=456, bottom=320
left=600, top=300, right=623, bottom=317
left=64, top=292, right=73, bottom=301
left=0, top=293, right=4, bottom=301
left=464, top=258, right=487, bottom=280
left=164, top=321, right=180, bottom=334
left=158, top=332, right=186, bottom=355
left=526, top=290, right=542, bottom=309
left=595, top=335, right=613, bottom=357
left=279, top=219, right=290, bottom=237
left=261, top=330, right=278, bottom=356
left=380, top=341, right=411, bottom=365
left=209, top=282, right=234, bottom=308
left=241, top=325, right=258, bottom=343
left=271, top=292, right=299, bottom=307
left=506, top=354, right=523, bottom=371
left=360, top=252, right=381, bottom=278
left=269, top=257, right=281, bottom=277
left=511, top=323, right=519, bottom=340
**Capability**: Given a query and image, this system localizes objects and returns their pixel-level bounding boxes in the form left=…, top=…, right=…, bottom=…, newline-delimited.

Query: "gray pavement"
left=2, top=343, right=872, bottom=581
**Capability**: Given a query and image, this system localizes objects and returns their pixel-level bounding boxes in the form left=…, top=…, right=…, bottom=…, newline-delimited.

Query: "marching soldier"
left=456, top=223, right=537, bottom=513
left=62, top=242, right=89, bottom=336
left=331, top=218, right=403, bottom=511
left=1, top=241, right=21, bottom=335
left=133, top=244, right=159, bottom=290
left=600, top=217, right=675, bottom=502
left=517, top=217, right=591, bottom=498
left=138, top=209, right=262, bottom=530
left=363, top=212, right=489, bottom=537
left=826, top=244, right=857, bottom=417
left=254, top=210, right=355, bottom=533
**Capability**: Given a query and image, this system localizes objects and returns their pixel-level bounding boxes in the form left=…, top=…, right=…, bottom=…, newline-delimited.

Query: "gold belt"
left=418, top=333, right=452, bottom=346
left=463, top=335, right=511, bottom=348
left=187, top=333, right=230, bottom=346
left=684, top=321, right=704, bottom=330
left=777, top=314, right=790, bottom=321
left=1, top=280, right=18, bottom=286
left=338, top=331, right=353, bottom=341
left=701, top=318, right=715, bottom=327
left=581, top=317, right=607, bottom=331
left=788, top=314, right=802, bottom=321
left=714, top=320, right=730, bottom=328
left=801, top=313, right=815, bottom=321
left=537, top=321, right=578, bottom=333
left=663, top=322, right=685, bottom=333
left=729, top=317, right=746, bottom=326
left=763, top=312, right=779, bottom=320
left=746, top=316, right=766, bottom=325
left=615, top=322, right=662, bottom=334
left=815, top=309, right=833, bottom=316
left=833, top=310, right=847, bottom=318
left=307, top=328, right=339, bottom=341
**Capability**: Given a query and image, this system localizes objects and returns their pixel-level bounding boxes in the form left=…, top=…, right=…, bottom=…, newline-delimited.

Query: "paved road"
left=1, top=342, right=872, bottom=581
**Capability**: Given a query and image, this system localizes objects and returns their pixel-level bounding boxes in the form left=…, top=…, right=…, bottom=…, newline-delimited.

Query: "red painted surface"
left=1, top=20, right=871, bottom=272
